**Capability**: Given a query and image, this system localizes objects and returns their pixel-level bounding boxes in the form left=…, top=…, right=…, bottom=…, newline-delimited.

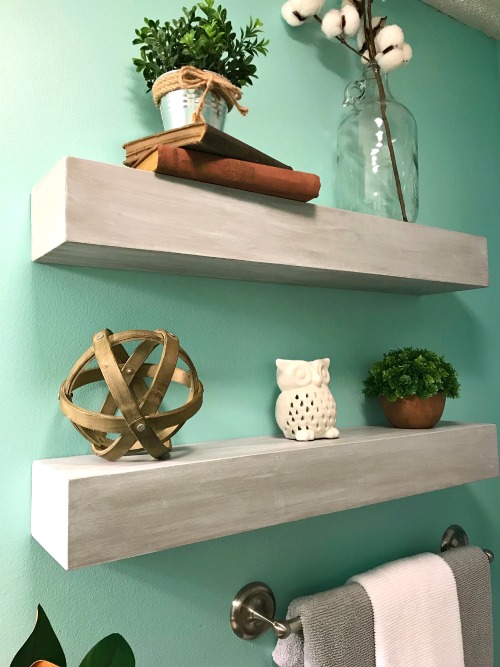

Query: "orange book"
left=135, top=145, right=321, bottom=202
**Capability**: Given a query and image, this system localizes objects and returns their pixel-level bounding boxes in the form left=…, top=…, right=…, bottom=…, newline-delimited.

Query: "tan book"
left=123, top=122, right=292, bottom=170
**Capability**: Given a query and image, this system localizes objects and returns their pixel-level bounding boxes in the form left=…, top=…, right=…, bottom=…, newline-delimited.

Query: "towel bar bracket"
left=230, top=582, right=301, bottom=640
left=441, top=524, right=494, bottom=563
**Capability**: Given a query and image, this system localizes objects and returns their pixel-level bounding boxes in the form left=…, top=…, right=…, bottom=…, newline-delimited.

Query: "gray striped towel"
left=272, top=582, right=375, bottom=667
left=440, top=545, right=493, bottom=667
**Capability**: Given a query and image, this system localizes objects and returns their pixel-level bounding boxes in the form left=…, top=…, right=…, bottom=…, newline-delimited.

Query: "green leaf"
left=79, top=634, right=135, bottom=667
left=10, top=606, right=66, bottom=667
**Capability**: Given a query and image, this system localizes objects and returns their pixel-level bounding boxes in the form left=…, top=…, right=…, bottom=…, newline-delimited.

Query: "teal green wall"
left=1, top=1, right=499, bottom=664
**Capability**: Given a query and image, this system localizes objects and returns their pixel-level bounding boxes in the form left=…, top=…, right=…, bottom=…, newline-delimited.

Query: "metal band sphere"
left=59, top=329, right=203, bottom=462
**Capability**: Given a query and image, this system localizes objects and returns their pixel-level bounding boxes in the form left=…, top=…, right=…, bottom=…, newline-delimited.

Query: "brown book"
left=135, top=145, right=320, bottom=202
left=123, top=122, right=291, bottom=170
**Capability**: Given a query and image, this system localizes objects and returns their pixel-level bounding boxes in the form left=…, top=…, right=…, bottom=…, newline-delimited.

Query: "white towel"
left=351, top=552, right=465, bottom=667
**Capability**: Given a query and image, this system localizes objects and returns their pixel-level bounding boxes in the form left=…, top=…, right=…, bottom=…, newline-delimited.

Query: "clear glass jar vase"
left=337, top=65, right=418, bottom=222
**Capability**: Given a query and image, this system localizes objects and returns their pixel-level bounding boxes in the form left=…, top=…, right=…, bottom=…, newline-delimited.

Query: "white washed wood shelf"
left=31, top=157, right=489, bottom=295
left=31, top=422, right=498, bottom=570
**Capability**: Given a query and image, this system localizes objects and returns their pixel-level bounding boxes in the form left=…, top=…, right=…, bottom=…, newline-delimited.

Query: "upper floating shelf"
left=31, top=157, right=488, bottom=295
left=423, top=0, right=500, bottom=39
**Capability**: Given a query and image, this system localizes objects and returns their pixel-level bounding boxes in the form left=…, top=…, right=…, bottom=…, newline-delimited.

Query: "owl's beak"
left=312, top=371, right=322, bottom=387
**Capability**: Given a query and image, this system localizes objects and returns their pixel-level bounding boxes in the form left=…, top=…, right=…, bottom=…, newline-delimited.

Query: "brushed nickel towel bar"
left=230, top=524, right=494, bottom=641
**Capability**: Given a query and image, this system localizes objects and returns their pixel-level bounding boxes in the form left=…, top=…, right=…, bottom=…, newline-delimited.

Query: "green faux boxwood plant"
left=362, top=347, right=460, bottom=402
left=363, top=347, right=460, bottom=429
left=133, top=0, right=269, bottom=92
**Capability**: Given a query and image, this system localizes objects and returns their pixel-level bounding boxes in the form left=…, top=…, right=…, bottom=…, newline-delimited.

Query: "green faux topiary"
left=362, top=347, right=460, bottom=402
left=133, top=0, right=269, bottom=92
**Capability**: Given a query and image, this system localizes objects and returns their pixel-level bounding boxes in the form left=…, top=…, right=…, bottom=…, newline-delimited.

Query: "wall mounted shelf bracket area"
left=31, top=157, right=488, bottom=295
left=31, top=423, right=498, bottom=570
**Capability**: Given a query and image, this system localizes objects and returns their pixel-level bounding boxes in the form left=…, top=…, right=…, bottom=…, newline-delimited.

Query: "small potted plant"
left=132, top=0, right=269, bottom=131
left=362, top=347, right=460, bottom=429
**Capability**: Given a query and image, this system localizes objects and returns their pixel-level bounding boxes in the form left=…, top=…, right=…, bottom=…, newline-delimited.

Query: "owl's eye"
left=292, top=364, right=311, bottom=385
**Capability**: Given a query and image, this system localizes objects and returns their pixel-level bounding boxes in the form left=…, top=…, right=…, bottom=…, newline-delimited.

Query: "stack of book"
left=123, top=122, right=320, bottom=203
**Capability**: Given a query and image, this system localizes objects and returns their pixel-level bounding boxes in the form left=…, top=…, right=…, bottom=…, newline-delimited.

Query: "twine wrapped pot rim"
left=152, top=65, right=248, bottom=122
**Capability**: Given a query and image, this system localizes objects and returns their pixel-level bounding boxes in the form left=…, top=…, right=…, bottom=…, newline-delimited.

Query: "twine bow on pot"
left=152, top=65, right=249, bottom=123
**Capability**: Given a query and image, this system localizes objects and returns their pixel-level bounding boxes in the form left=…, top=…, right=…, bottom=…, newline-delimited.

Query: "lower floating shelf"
left=31, top=423, right=498, bottom=570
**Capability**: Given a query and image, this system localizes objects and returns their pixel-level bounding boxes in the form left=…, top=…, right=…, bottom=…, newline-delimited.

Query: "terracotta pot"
left=380, top=393, right=446, bottom=429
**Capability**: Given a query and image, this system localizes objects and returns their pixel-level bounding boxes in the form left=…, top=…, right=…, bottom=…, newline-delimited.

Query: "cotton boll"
left=376, top=48, right=404, bottom=72
left=341, top=4, right=361, bottom=36
left=375, top=24, right=404, bottom=52
left=281, top=1, right=306, bottom=26
left=290, top=0, right=324, bottom=17
left=401, top=42, right=413, bottom=64
left=321, top=9, right=343, bottom=38
left=360, top=49, right=371, bottom=65
left=372, top=16, right=387, bottom=35
left=357, top=17, right=385, bottom=49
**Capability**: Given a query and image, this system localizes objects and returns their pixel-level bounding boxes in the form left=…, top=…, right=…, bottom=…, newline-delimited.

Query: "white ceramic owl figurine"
left=275, top=358, right=340, bottom=441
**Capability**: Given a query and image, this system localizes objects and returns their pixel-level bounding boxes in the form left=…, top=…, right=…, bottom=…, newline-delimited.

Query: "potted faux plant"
left=362, top=347, right=460, bottom=429
left=133, top=0, right=269, bottom=131
left=10, top=605, right=135, bottom=667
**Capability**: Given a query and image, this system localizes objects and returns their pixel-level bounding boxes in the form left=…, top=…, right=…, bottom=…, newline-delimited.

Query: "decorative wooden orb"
left=59, top=329, right=203, bottom=461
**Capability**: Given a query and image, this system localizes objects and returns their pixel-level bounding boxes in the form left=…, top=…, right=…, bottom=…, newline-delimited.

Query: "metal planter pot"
left=159, top=88, right=228, bottom=131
